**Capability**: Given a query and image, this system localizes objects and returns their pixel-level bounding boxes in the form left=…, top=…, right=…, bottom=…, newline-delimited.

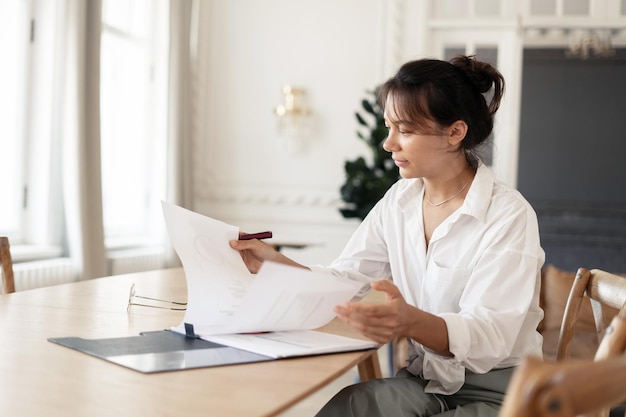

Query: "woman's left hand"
left=333, top=280, right=411, bottom=344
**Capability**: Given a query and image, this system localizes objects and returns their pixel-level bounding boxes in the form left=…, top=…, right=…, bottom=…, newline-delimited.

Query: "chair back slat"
left=0, top=237, right=16, bottom=294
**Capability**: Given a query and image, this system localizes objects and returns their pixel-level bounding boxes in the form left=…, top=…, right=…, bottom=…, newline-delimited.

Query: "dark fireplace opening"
left=518, top=48, right=626, bottom=273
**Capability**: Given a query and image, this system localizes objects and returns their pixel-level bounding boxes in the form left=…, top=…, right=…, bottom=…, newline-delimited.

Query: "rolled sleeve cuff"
left=422, top=351, right=466, bottom=394
left=407, top=338, right=466, bottom=395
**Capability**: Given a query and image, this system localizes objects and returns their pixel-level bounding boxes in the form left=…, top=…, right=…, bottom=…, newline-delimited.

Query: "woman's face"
left=382, top=95, right=454, bottom=180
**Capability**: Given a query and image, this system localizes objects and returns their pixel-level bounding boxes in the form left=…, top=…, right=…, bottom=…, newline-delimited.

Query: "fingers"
left=229, top=239, right=257, bottom=250
left=371, top=279, right=403, bottom=301
left=230, top=238, right=276, bottom=254
left=334, top=281, right=409, bottom=344
left=334, top=302, right=399, bottom=344
left=229, top=239, right=270, bottom=258
left=335, top=302, right=397, bottom=324
left=228, top=239, right=268, bottom=273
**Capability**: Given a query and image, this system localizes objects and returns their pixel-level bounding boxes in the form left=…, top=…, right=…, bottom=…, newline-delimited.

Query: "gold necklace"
left=424, top=176, right=472, bottom=207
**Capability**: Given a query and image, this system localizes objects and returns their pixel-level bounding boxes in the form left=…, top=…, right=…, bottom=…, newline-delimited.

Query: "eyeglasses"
left=127, top=283, right=187, bottom=312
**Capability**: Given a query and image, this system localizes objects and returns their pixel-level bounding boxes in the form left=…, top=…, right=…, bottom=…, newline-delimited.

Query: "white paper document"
left=203, top=330, right=377, bottom=359
left=161, top=202, right=378, bottom=357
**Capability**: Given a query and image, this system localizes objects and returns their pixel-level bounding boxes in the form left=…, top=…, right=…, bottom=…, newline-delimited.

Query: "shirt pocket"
left=423, top=262, right=471, bottom=312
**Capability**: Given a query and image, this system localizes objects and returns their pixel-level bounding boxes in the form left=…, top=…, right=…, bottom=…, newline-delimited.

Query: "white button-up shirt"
left=311, top=163, right=544, bottom=394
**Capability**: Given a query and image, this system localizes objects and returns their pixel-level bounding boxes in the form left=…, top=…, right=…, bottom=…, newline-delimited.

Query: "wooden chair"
left=556, top=268, right=626, bottom=417
left=0, top=236, right=16, bottom=294
left=556, top=268, right=626, bottom=362
left=502, top=268, right=626, bottom=417
left=499, top=303, right=626, bottom=417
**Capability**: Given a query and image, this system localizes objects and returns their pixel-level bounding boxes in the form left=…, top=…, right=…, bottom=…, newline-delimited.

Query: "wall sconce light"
left=274, top=85, right=313, bottom=140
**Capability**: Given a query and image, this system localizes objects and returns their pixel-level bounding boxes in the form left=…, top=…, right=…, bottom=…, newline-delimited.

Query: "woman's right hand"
left=229, top=237, right=308, bottom=273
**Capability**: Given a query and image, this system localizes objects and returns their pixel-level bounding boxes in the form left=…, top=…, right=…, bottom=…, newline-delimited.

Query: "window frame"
left=99, top=0, right=169, bottom=250
left=2, top=0, right=170, bottom=261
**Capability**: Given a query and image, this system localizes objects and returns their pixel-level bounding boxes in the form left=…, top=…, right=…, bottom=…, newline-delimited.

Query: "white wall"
left=187, top=1, right=626, bottom=266
left=191, top=0, right=393, bottom=265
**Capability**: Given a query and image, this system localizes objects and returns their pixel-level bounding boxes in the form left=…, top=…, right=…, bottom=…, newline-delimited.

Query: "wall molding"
left=381, top=0, right=408, bottom=77
left=197, top=183, right=343, bottom=210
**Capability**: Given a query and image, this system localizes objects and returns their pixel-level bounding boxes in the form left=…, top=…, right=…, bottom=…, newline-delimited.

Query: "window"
left=100, top=0, right=169, bottom=247
left=0, top=0, right=29, bottom=241
left=0, top=0, right=169, bottom=259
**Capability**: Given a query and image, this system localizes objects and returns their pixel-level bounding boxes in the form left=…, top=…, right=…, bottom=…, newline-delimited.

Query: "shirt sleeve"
left=310, top=196, right=393, bottom=290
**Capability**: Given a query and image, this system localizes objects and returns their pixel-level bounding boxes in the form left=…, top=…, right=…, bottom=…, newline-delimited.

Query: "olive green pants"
left=314, top=366, right=514, bottom=417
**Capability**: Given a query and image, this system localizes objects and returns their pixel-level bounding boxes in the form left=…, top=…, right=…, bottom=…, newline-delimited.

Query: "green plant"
left=339, top=87, right=399, bottom=220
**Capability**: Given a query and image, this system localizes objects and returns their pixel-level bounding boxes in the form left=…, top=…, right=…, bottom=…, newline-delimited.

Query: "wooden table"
left=0, top=268, right=381, bottom=417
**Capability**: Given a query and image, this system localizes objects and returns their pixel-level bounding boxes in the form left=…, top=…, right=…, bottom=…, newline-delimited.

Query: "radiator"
left=107, top=247, right=166, bottom=276
left=3, top=248, right=167, bottom=292
left=11, top=258, right=79, bottom=291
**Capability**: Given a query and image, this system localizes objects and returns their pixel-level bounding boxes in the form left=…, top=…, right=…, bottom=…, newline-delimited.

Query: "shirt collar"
left=459, top=161, right=494, bottom=223
left=395, top=161, right=495, bottom=223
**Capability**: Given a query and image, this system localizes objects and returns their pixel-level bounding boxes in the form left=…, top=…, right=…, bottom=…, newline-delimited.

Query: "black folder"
left=49, top=330, right=272, bottom=373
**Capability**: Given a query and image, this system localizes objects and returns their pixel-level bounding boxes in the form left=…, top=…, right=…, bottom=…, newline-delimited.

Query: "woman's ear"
left=447, top=120, right=468, bottom=146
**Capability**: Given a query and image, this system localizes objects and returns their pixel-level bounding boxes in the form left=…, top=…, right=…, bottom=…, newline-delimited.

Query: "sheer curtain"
left=55, top=0, right=194, bottom=277
left=165, top=0, right=198, bottom=267
left=60, top=0, right=107, bottom=280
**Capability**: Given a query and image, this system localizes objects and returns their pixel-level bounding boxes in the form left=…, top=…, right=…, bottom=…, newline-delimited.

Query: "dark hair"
left=378, top=55, right=505, bottom=159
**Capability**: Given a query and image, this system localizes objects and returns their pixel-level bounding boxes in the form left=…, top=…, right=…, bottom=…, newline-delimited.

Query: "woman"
left=230, top=55, right=544, bottom=417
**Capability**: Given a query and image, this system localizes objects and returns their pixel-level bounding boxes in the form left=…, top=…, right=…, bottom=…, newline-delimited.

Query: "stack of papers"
left=162, top=202, right=378, bottom=358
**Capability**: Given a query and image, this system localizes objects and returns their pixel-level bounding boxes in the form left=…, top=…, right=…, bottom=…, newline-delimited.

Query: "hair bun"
left=450, top=55, right=504, bottom=116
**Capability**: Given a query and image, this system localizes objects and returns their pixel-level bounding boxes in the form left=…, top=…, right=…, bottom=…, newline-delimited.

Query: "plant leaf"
left=361, top=99, right=377, bottom=117
left=355, top=112, right=368, bottom=127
